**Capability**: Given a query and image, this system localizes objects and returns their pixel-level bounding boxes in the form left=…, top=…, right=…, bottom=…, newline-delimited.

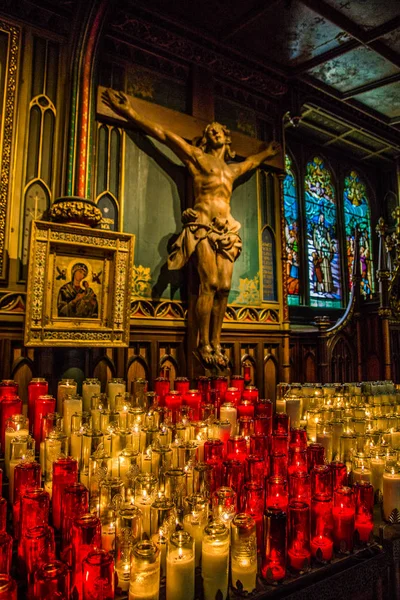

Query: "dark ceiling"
left=128, top=0, right=400, bottom=138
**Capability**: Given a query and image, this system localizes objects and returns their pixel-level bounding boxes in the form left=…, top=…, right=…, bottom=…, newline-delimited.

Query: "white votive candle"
left=166, top=542, right=195, bottom=600
left=63, top=397, right=82, bottom=436
left=383, top=468, right=400, bottom=521
left=202, top=523, right=229, bottom=600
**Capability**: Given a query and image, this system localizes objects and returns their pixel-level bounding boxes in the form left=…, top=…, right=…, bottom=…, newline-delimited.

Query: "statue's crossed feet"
left=197, top=344, right=229, bottom=370
left=212, top=344, right=229, bottom=368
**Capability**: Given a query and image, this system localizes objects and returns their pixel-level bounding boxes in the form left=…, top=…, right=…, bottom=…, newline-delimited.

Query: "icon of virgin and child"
left=57, top=262, right=98, bottom=318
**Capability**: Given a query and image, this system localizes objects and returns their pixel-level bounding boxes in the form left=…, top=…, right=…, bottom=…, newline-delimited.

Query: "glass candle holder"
left=150, top=496, right=176, bottom=537
left=227, top=436, right=247, bottom=461
left=20, top=488, right=50, bottom=535
left=0, top=397, right=22, bottom=453
left=204, top=439, right=224, bottom=463
left=289, top=471, right=311, bottom=503
left=202, top=521, right=230, bottom=600
left=266, top=476, right=288, bottom=511
left=271, top=433, right=289, bottom=455
left=243, top=482, right=264, bottom=552
left=107, top=378, right=126, bottom=411
left=174, top=377, right=190, bottom=395
left=246, top=454, right=265, bottom=485
left=339, top=433, right=356, bottom=472
left=57, top=379, right=77, bottom=414
left=382, top=464, right=400, bottom=521
left=166, top=531, right=195, bottom=600
left=311, top=493, right=333, bottom=561
left=33, top=396, right=55, bottom=447
left=286, top=398, right=302, bottom=429
left=82, top=378, right=101, bottom=413
left=370, top=451, right=385, bottom=502
left=164, top=469, right=185, bottom=508
left=193, top=463, right=212, bottom=498
left=71, top=513, right=101, bottom=588
left=99, top=477, right=125, bottom=517
left=134, top=473, right=158, bottom=537
left=288, top=447, right=308, bottom=476
left=307, top=443, right=325, bottom=471
left=311, top=464, right=332, bottom=497
left=250, top=434, right=269, bottom=461
left=231, top=513, right=257, bottom=593
left=44, top=431, right=68, bottom=485
left=255, top=398, right=273, bottom=418
left=182, top=495, right=208, bottom=568
left=237, top=400, right=255, bottom=419
left=270, top=452, right=288, bottom=478
left=332, top=486, right=355, bottom=552
left=12, top=461, right=41, bottom=538
left=287, top=501, right=311, bottom=571
left=63, top=395, right=82, bottom=437
left=129, top=540, right=160, bottom=600
left=254, top=415, right=272, bottom=436
left=0, top=498, right=6, bottom=534
left=316, top=423, right=334, bottom=461
left=354, top=481, right=374, bottom=543
left=220, top=403, right=237, bottom=436
left=222, top=460, right=245, bottom=498
left=33, top=560, right=70, bottom=600
left=183, top=390, right=202, bottom=421
left=61, top=483, right=89, bottom=551
left=225, top=386, right=241, bottom=407
left=274, top=412, right=290, bottom=434
left=19, top=524, right=55, bottom=583
left=262, top=508, right=286, bottom=582
left=165, top=391, right=183, bottom=425
left=82, top=549, right=114, bottom=600
left=154, top=378, right=170, bottom=407
left=52, top=457, right=78, bottom=530
left=212, top=376, right=229, bottom=403
left=0, top=532, right=12, bottom=574
left=0, top=575, right=16, bottom=600
left=330, top=461, right=348, bottom=490
left=212, top=486, right=237, bottom=527
left=237, top=416, right=254, bottom=439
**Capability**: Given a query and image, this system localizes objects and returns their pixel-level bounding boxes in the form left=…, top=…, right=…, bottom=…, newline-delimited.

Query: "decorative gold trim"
left=0, top=21, right=20, bottom=281
left=24, top=221, right=135, bottom=347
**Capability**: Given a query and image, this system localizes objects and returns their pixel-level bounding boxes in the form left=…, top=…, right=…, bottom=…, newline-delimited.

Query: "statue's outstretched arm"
left=103, top=89, right=195, bottom=164
left=231, top=140, right=281, bottom=179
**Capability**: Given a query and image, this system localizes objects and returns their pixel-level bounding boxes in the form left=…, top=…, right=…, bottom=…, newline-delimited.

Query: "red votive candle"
left=209, top=389, right=221, bottom=418
left=20, top=488, right=50, bottom=534
left=288, top=447, right=308, bottom=476
left=225, top=387, right=241, bottom=407
left=255, top=398, right=273, bottom=418
left=204, top=439, right=224, bottom=463
left=40, top=413, right=62, bottom=443
left=274, top=412, right=290, bottom=434
left=270, top=452, right=288, bottom=478
left=196, top=376, right=211, bottom=404
left=289, top=472, right=311, bottom=503
left=290, top=428, right=308, bottom=450
left=287, top=501, right=311, bottom=571
left=33, top=395, right=55, bottom=446
left=266, top=476, right=288, bottom=511
left=242, top=385, right=258, bottom=403
left=332, top=486, right=355, bottom=553
left=254, top=415, right=272, bottom=436
left=19, top=524, right=55, bottom=583
left=0, top=381, right=18, bottom=398
left=0, top=575, right=17, bottom=600
left=211, top=376, right=228, bottom=402
left=71, top=513, right=101, bottom=590
left=0, top=499, right=6, bottom=533
left=183, top=390, right=202, bottom=421
left=243, top=364, right=252, bottom=384
left=165, top=391, right=183, bottom=424
left=237, top=416, right=254, bottom=439
left=52, top=457, right=78, bottom=530
left=0, top=532, right=12, bottom=574
left=28, top=378, right=48, bottom=434
left=230, top=376, right=245, bottom=397
left=354, top=481, right=374, bottom=543
left=250, top=434, right=269, bottom=461
left=271, top=433, right=288, bottom=455
left=222, top=460, right=245, bottom=497
left=311, top=464, right=332, bottom=497
left=227, top=436, right=247, bottom=461
left=154, top=378, right=170, bottom=407
left=243, top=482, right=264, bottom=552
left=262, top=507, right=286, bottom=581
left=307, top=443, right=325, bottom=471
left=237, top=400, right=255, bottom=419
left=61, top=483, right=89, bottom=551
left=82, top=549, right=115, bottom=600
left=13, top=461, right=42, bottom=538
left=246, top=455, right=266, bottom=485
left=0, top=397, right=22, bottom=453
left=174, top=377, right=190, bottom=395
left=331, top=461, right=348, bottom=490
left=34, top=560, right=70, bottom=600
left=311, top=493, right=333, bottom=561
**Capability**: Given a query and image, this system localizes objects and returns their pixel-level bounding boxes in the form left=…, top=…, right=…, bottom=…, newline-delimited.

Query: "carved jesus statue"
left=103, top=89, right=280, bottom=369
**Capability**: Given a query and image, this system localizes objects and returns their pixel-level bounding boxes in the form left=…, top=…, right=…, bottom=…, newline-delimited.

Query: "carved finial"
left=376, top=217, right=387, bottom=237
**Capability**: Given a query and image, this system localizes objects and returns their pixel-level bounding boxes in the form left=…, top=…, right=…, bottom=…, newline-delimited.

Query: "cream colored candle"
left=151, top=531, right=167, bottom=576
left=391, top=430, right=400, bottom=450
left=82, top=379, right=101, bottom=412
left=63, top=397, right=82, bottom=436
left=107, top=379, right=126, bottom=411
left=352, top=466, right=371, bottom=484
left=57, top=379, right=77, bottom=414
left=316, top=429, right=333, bottom=463
left=220, top=403, right=237, bottom=435
left=116, top=563, right=131, bottom=593
left=275, top=399, right=286, bottom=413
left=383, top=468, right=400, bottom=520
left=134, top=498, right=151, bottom=537
left=202, top=522, right=229, bottom=600
left=5, top=428, right=29, bottom=478
left=101, top=520, right=116, bottom=552
left=231, top=557, right=257, bottom=592
left=129, top=540, right=160, bottom=600
left=370, top=455, right=386, bottom=496
left=286, top=398, right=302, bottom=428
left=70, top=432, right=82, bottom=464
left=166, top=538, right=195, bottom=600
left=182, top=513, right=206, bottom=567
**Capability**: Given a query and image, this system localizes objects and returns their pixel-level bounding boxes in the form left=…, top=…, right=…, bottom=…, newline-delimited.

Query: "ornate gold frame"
left=24, top=221, right=134, bottom=347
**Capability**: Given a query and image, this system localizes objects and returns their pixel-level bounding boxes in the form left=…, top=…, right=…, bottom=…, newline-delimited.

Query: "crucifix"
left=97, top=85, right=282, bottom=371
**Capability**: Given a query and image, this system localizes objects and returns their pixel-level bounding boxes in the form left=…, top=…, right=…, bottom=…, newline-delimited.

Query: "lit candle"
left=107, top=378, right=126, bottom=411
left=56, top=379, right=77, bottom=414
left=202, top=521, right=229, bottom=600
left=63, top=396, right=82, bottom=437
left=151, top=529, right=167, bottom=576
left=370, top=453, right=385, bottom=499
left=352, top=465, right=371, bottom=484
left=383, top=466, right=400, bottom=521
left=230, top=513, right=257, bottom=592
left=166, top=531, right=195, bottom=600
left=82, top=378, right=101, bottom=413
left=129, top=540, right=160, bottom=600
left=316, top=426, right=333, bottom=463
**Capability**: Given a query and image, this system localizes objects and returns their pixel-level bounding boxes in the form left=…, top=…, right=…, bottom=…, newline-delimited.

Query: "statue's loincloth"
left=168, top=211, right=242, bottom=270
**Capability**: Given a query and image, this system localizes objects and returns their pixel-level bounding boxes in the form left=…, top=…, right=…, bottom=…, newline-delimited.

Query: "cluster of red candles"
left=0, top=373, right=376, bottom=599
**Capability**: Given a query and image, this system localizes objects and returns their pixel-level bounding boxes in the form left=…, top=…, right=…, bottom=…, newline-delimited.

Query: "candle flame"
left=178, top=547, right=183, bottom=559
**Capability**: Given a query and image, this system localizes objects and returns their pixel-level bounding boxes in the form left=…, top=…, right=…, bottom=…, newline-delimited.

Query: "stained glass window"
left=305, top=157, right=342, bottom=308
left=283, top=155, right=300, bottom=305
left=343, top=171, right=373, bottom=299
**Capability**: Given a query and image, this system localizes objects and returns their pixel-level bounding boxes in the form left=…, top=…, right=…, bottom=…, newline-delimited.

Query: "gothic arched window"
left=283, top=155, right=300, bottom=305
left=343, top=171, right=373, bottom=299
left=305, top=157, right=342, bottom=308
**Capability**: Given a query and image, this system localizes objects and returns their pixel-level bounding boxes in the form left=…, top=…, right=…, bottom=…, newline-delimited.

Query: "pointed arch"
left=343, top=170, right=373, bottom=299
left=97, top=191, right=119, bottom=231
left=283, top=153, right=300, bottom=305
left=305, top=156, right=342, bottom=308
